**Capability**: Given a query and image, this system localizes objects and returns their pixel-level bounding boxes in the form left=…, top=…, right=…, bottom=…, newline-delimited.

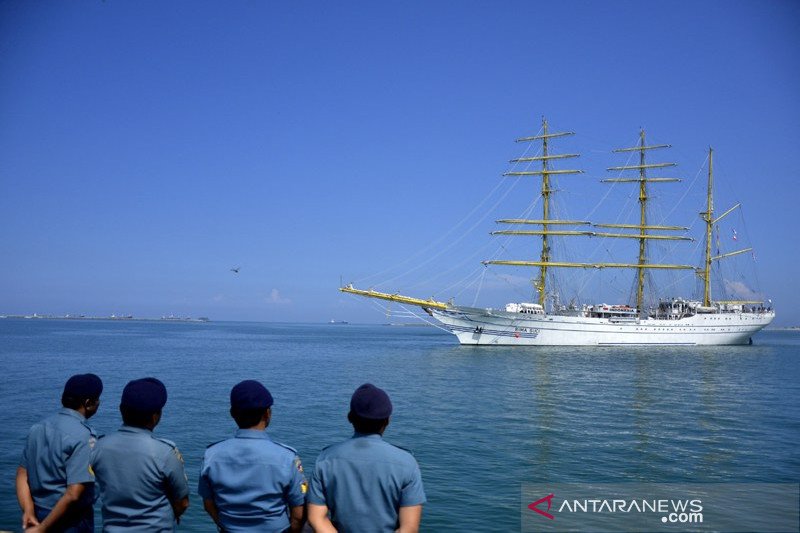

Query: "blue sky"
left=1, top=1, right=798, bottom=325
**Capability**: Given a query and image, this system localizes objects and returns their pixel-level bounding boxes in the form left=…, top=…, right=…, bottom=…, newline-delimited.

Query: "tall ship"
left=341, top=119, right=774, bottom=345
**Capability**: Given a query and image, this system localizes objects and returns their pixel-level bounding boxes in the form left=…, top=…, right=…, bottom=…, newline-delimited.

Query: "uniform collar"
left=59, top=407, right=86, bottom=421
left=119, top=425, right=153, bottom=434
left=235, top=428, right=270, bottom=440
left=352, top=431, right=383, bottom=440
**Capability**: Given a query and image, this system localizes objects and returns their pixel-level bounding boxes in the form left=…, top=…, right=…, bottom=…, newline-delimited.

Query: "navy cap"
left=350, top=383, right=393, bottom=420
left=120, top=377, right=168, bottom=413
left=230, top=380, right=273, bottom=410
left=63, top=373, right=103, bottom=399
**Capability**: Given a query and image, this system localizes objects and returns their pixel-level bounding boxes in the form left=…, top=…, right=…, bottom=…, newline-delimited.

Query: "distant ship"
left=329, top=319, right=349, bottom=325
left=341, top=118, right=774, bottom=346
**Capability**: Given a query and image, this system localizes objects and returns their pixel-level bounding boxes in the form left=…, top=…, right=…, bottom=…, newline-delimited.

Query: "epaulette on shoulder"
left=274, top=441, right=298, bottom=455
left=206, top=439, right=226, bottom=449
left=154, top=436, right=178, bottom=449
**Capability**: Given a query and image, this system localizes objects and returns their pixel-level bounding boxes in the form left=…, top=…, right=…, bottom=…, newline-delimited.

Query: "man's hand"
left=21, top=510, right=39, bottom=529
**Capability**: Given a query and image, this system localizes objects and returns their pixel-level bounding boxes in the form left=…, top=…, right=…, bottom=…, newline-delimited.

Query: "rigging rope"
left=355, top=159, right=529, bottom=287
left=471, top=266, right=487, bottom=307
left=358, top=124, right=545, bottom=289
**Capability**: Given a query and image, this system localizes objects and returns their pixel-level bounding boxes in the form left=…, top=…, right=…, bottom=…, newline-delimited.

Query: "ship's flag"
left=732, top=229, right=738, bottom=241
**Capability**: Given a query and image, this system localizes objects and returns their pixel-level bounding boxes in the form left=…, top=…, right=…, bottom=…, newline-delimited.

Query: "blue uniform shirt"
left=20, top=408, right=97, bottom=511
left=92, top=425, right=189, bottom=532
left=198, top=429, right=307, bottom=532
left=308, top=432, right=426, bottom=533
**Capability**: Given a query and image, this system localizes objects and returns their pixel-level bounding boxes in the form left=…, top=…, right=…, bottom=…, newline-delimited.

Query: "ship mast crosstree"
left=486, top=118, right=693, bottom=313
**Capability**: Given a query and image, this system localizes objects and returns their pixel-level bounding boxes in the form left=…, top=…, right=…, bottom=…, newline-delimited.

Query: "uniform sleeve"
left=197, top=454, right=213, bottom=500
left=307, top=460, right=327, bottom=506
left=284, top=455, right=307, bottom=507
left=20, top=425, right=40, bottom=470
left=65, top=436, right=95, bottom=486
left=399, top=463, right=426, bottom=507
left=162, top=446, right=190, bottom=501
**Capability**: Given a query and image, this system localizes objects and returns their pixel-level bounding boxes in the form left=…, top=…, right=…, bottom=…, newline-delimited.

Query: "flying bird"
left=230, top=267, right=240, bottom=274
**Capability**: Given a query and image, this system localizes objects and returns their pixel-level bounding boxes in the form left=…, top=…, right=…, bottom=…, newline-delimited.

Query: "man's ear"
left=264, top=407, right=272, bottom=427
left=82, top=397, right=99, bottom=417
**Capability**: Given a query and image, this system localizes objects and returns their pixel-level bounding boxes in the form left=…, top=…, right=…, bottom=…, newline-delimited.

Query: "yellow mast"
left=540, top=119, right=551, bottom=307
left=608, top=132, right=679, bottom=312
left=637, top=132, right=648, bottom=313
left=702, top=148, right=714, bottom=306
left=697, top=148, right=754, bottom=306
left=502, top=117, right=584, bottom=306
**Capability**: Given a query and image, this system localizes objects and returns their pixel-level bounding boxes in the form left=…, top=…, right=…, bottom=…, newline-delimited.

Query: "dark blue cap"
left=120, top=377, right=167, bottom=413
left=350, top=383, right=392, bottom=420
left=230, top=380, right=273, bottom=410
left=63, top=373, right=103, bottom=399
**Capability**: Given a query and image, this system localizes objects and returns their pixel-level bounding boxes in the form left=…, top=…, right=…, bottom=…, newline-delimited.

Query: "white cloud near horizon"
left=723, top=279, right=764, bottom=301
left=266, top=288, right=291, bottom=304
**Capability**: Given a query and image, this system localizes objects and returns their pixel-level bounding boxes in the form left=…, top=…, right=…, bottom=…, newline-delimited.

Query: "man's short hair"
left=120, top=405, right=160, bottom=429
left=230, top=407, right=267, bottom=429
left=61, top=393, right=99, bottom=410
left=349, top=412, right=389, bottom=435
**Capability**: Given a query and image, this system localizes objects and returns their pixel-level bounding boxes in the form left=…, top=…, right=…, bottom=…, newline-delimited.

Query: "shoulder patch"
left=154, top=437, right=184, bottom=464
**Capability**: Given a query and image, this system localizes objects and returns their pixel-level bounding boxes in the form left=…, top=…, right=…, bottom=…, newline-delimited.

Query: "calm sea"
left=1, top=319, right=798, bottom=531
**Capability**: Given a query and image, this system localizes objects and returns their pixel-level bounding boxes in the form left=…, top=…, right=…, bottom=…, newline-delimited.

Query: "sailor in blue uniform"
left=16, top=373, right=103, bottom=533
left=92, top=377, right=190, bottom=531
left=198, top=380, right=307, bottom=532
left=308, top=383, right=426, bottom=533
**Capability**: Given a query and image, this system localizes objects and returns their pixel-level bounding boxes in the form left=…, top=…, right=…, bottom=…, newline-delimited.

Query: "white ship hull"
left=431, top=307, right=774, bottom=346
